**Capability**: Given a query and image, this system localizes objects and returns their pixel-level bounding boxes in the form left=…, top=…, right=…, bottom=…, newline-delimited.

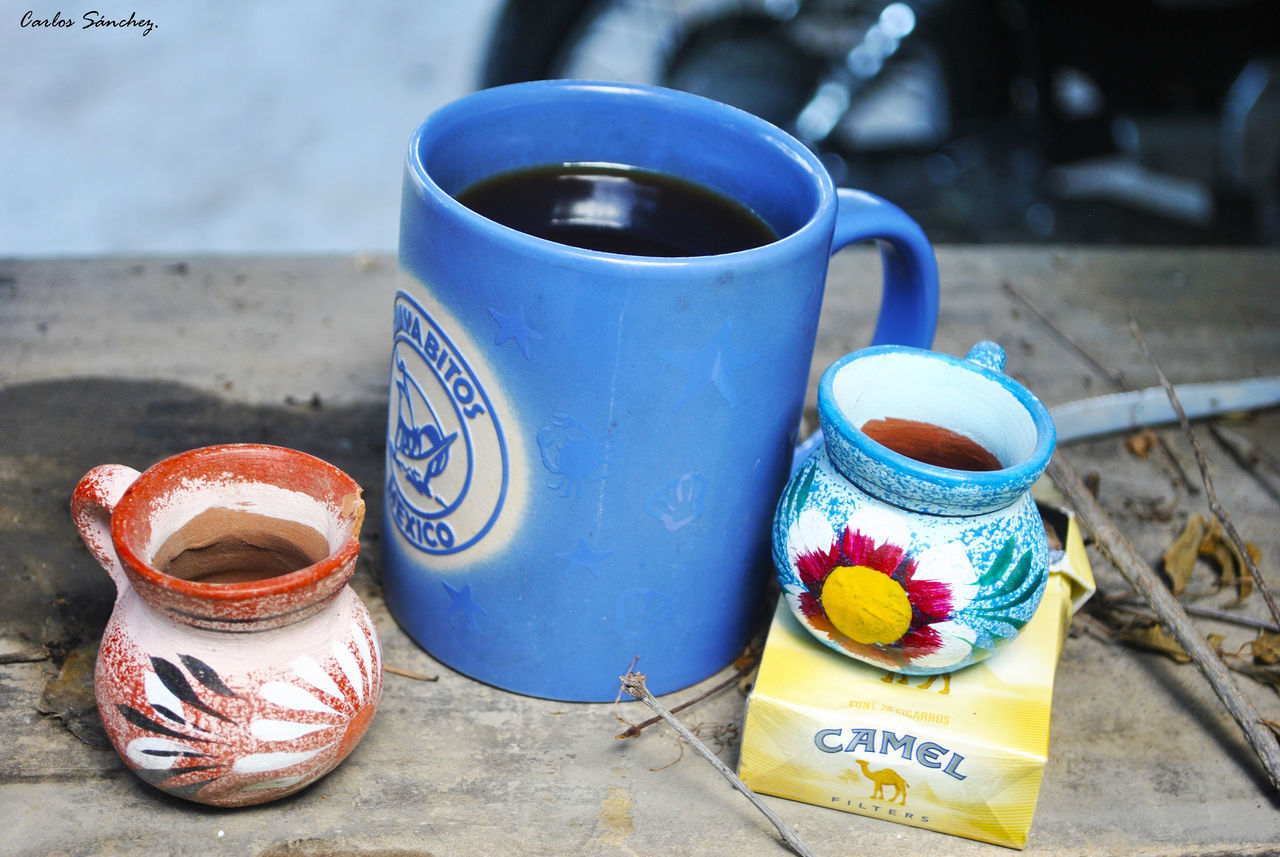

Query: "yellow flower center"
left=821, top=565, right=913, bottom=645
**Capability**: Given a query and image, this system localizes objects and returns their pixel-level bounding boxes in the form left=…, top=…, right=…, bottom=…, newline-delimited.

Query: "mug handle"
left=831, top=188, right=939, bottom=348
left=789, top=190, right=940, bottom=472
left=71, top=464, right=141, bottom=592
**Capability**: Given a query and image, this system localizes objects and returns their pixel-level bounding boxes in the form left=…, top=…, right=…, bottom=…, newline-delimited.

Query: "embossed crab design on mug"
left=72, top=444, right=382, bottom=806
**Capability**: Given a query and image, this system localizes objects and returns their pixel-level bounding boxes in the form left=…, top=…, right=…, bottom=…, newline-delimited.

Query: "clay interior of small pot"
left=859, top=417, right=1004, bottom=472
left=150, top=506, right=332, bottom=586
left=831, top=352, right=1038, bottom=471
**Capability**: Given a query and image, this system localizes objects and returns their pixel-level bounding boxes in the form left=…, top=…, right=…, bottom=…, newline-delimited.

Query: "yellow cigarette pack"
left=738, top=507, right=1095, bottom=849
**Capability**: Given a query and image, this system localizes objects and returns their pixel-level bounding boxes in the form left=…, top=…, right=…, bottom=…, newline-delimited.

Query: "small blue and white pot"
left=773, top=341, right=1056, bottom=675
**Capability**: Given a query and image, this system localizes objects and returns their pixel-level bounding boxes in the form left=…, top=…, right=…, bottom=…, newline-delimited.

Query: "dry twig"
left=1098, top=597, right=1280, bottom=635
left=1048, top=452, right=1280, bottom=792
left=1002, top=280, right=1197, bottom=492
left=1209, top=423, right=1280, bottom=476
left=1002, top=280, right=1127, bottom=388
left=619, top=667, right=817, bottom=857
left=616, top=657, right=758, bottom=739
left=0, top=647, right=50, bottom=664
left=1130, top=320, right=1280, bottom=630
left=384, top=664, right=439, bottom=681
left=1209, top=423, right=1280, bottom=508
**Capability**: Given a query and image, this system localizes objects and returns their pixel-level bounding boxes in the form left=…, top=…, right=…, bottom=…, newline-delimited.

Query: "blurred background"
left=3, top=0, right=1278, bottom=256
left=1, top=1, right=502, bottom=256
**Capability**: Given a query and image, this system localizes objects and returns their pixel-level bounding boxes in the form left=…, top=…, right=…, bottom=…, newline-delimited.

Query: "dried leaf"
left=731, top=647, right=761, bottom=671
left=1125, top=429, right=1159, bottom=458
left=1121, top=623, right=1191, bottom=663
left=1237, top=542, right=1262, bottom=603
left=1163, top=514, right=1208, bottom=595
left=1250, top=631, right=1280, bottom=666
left=37, top=641, right=110, bottom=750
left=1225, top=658, right=1280, bottom=695
left=1197, top=518, right=1260, bottom=604
left=1083, top=470, right=1101, bottom=497
left=1122, top=495, right=1177, bottom=523
left=1198, top=532, right=1238, bottom=594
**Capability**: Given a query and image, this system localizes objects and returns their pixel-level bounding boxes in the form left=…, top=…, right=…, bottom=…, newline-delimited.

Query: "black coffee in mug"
left=454, top=162, right=777, bottom=257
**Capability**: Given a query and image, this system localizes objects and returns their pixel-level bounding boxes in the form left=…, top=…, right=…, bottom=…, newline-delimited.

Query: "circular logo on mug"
left=387, top=291, right=508, bottom=555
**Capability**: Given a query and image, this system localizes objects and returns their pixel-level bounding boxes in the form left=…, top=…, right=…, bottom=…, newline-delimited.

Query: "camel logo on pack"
left=843, top=761, right=909, bottom=805
left=387, top=291, right=507, bottom=555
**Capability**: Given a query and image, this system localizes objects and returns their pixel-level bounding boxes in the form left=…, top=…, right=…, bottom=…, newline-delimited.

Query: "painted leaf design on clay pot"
left=112, top=619, right=381, bottom=804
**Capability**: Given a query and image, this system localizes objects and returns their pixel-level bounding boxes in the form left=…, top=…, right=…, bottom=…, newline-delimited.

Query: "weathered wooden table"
left=3, top=248, right=1278, bottom=855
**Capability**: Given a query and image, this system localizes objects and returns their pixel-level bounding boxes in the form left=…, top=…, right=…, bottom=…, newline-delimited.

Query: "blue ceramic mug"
left=385, top=80, right=939, bottom=701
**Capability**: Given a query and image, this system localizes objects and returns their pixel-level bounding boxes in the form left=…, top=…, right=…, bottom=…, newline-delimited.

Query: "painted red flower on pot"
left=784, top=507, right=982, bottom=671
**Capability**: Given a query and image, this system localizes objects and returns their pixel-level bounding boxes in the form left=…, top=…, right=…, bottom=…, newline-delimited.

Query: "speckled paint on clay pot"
left=773, top=342, right=1057, bottom=675
left=72, top=444, right=382, bottom=807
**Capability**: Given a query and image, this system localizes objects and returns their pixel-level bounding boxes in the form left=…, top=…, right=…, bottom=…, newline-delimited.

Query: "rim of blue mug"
left=404, top=79, right=838, bottom=267
left=817, top=344, right=1057, bottom=495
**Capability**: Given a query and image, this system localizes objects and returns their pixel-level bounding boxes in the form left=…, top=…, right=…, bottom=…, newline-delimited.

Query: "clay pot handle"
left=964, top=340, right=1008, bottom=374
left=72, top=464, right=141, bottom=591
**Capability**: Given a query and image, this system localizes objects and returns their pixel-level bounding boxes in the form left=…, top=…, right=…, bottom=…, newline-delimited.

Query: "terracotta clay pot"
left=72, top=444, right=382, bottom=807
